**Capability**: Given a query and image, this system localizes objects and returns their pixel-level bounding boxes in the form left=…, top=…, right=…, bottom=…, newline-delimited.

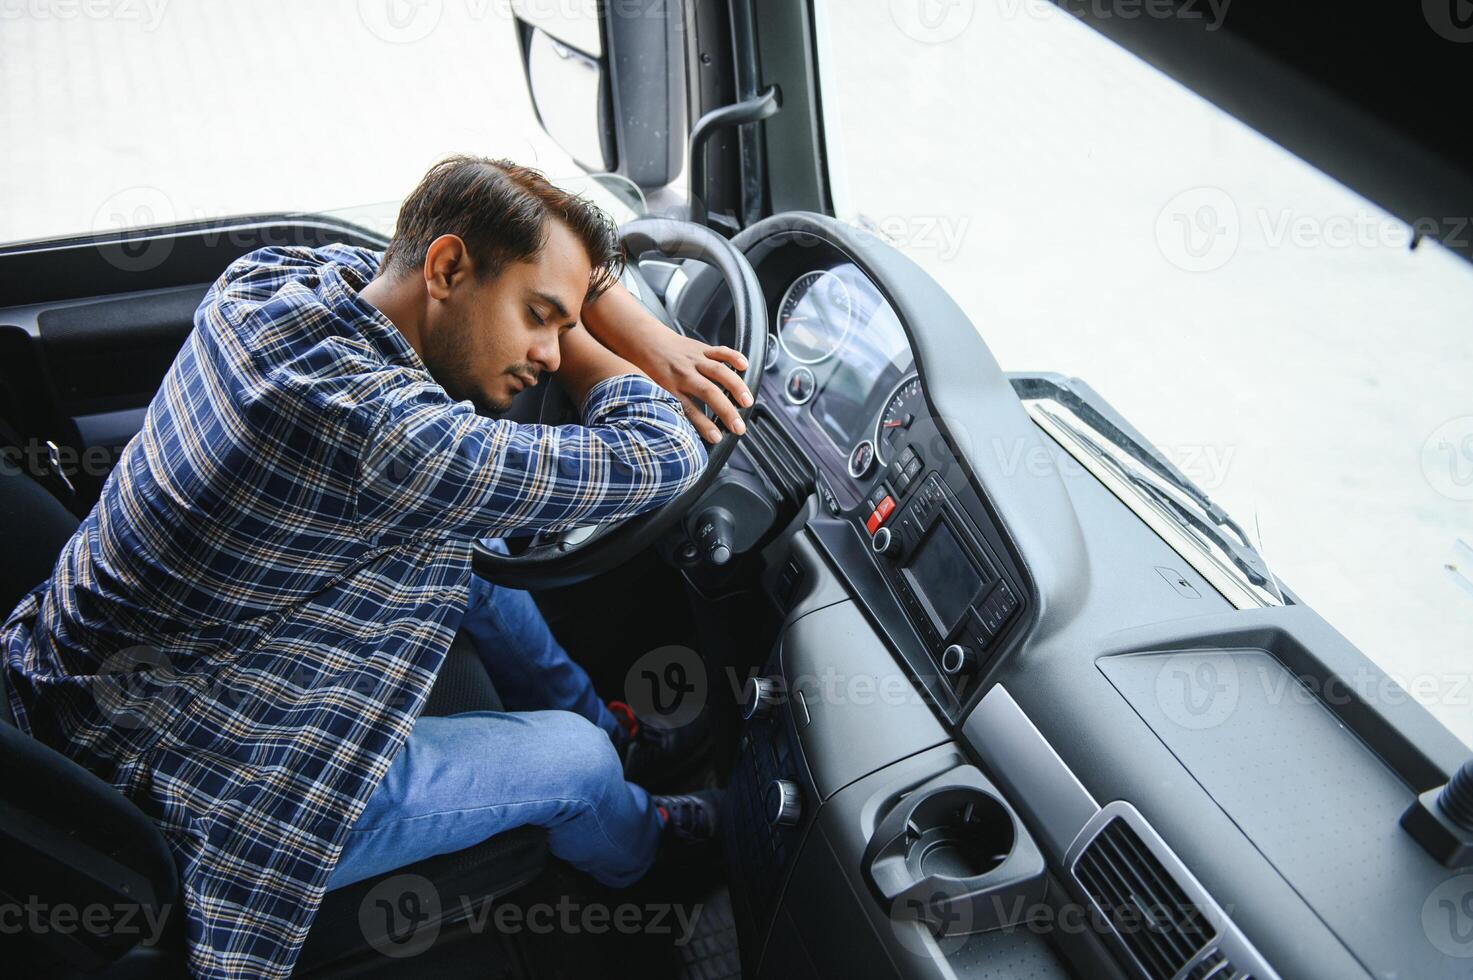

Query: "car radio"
left=864, top=470, right=1021, bottom=685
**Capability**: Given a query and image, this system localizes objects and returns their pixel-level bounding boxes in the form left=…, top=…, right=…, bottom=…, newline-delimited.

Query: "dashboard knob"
left=941, top=643, right=973, bottom=675
left=742, top=676, right=779, bottom=720
left=766, top=779, right=802, bottom=827
left=692, top=506, right=736, bottom=567
left=870, top=526, right=901, bottom=558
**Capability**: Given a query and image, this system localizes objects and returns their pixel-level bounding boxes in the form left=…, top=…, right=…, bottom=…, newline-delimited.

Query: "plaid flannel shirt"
left=2, top=244, right=705, bottom=978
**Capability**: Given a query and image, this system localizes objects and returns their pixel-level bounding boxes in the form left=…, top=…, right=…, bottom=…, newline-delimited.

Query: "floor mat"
left=672, top=886, right=740, bottom=980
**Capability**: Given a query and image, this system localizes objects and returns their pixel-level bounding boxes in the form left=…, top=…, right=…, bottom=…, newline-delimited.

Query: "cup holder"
left=904, top=790, right=1015, bottom=881
left=863, top=766, right=1045, bottom=936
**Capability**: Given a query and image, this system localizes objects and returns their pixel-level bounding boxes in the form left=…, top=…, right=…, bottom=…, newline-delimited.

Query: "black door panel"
left=0, top=217, right=388, bottom=510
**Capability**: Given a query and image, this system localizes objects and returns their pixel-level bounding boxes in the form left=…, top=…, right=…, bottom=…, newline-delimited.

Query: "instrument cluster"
left=765, top=263, right=921, bottom=498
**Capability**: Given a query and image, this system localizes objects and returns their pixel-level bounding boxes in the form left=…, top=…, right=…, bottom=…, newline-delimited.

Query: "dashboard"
left=665, top=211, right=1467, bottom=980
left=754, top=258, right=1028, bottom=710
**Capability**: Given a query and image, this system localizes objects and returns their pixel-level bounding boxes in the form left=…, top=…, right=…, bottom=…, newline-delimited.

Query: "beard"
left=421, top=311, right=532, bottom=416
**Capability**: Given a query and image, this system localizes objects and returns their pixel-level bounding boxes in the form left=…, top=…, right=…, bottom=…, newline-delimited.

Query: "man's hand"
left=583, top=282, right=753, bottom=444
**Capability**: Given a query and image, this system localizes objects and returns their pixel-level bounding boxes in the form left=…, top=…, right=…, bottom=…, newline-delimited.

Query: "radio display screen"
left=902, top=520, right=980, bottom=633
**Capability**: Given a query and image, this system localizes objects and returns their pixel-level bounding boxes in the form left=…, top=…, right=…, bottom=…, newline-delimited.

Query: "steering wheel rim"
left=472, top=216, right=767, bottom=589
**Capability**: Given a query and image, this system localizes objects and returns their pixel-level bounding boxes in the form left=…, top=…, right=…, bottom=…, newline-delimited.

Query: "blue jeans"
left=325, top=573, right=659, bottom=891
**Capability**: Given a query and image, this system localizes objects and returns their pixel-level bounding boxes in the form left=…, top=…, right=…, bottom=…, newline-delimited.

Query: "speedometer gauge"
left=874, top=374, right=922, bottom=465
left=777, top=270, right=854, bottom=364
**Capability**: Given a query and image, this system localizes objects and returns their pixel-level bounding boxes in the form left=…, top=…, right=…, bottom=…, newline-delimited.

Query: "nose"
left=530, top=334, right=560, bottom=374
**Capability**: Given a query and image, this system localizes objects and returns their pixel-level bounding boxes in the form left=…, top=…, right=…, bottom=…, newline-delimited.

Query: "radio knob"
left=766, top=779, right=802, bottom=827
left=941, top=643, right=973, bottom=675
left=742, top=676, right=779, bottom=720
left=870, top=526, right=901, bottom=558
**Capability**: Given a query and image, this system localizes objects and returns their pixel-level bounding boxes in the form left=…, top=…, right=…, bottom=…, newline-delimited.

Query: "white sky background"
left=2, top=0, right=1470, bottom=743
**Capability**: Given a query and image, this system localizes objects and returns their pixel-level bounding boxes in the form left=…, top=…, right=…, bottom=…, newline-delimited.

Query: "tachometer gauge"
left=874, top=373, right=922, bottom=465
left=777, top=270, right=854, bottom=364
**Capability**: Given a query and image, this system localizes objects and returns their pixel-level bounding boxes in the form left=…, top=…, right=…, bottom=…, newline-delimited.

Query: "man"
left=1, top=157, right=750, bottom=978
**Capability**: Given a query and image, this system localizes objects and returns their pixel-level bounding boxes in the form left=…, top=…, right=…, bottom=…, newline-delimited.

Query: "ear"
left=422, top=234, right=472, bottom=301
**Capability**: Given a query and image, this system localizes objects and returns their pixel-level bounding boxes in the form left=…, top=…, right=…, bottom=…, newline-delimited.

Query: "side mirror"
left=513, top=0, right=684, bottom=190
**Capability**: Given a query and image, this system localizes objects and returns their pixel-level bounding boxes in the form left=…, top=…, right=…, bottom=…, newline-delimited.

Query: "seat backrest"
left=0, top=448, right=81, bottom=616
left=0, top=454, right=80, bottom=726
left=0, top=464, right=181, bottom=972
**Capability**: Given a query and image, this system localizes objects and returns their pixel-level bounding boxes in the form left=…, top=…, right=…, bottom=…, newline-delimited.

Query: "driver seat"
left=0, top=453, right=548, bottom=977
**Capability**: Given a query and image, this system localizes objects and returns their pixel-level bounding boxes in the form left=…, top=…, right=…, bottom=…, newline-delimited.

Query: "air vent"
left=1184, top=948, right=1250, bottom=980
left=742, top=407, right=815, bottom=510
left=1073, top=816, right=1218, bottom=980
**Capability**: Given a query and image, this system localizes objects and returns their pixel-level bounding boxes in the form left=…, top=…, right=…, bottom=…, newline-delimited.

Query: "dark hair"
left=380, top=155, right=624, bottom=303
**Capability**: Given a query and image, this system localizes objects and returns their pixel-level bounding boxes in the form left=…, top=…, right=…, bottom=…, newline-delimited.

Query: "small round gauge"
left=763, top=331, right=780, bottom=371
left=874, top=373, right=923, bottom=465
left=777, top=270, right=854, bottom=365
left=784, top=365, right=816, bottom=405
left=848, top=439, right=877, bottom=479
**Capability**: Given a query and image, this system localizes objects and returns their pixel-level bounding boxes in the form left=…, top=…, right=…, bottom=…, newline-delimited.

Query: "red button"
left=865, top=496, right=897, bottom=535
left=875, top=495, right=896, bottom=523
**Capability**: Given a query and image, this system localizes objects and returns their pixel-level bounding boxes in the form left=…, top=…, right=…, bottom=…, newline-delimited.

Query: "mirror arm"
left=686, top=85, right=782, bottom=232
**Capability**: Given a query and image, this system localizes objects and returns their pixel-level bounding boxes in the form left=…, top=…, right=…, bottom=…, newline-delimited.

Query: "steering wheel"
left=472, top=217, right=767, bottom=589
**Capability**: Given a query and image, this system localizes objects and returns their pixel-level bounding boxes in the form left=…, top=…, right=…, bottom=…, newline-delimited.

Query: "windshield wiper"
left=1048, top=409, right=1279, bottom=595
left=1014, top=373, right=1280, bottom=598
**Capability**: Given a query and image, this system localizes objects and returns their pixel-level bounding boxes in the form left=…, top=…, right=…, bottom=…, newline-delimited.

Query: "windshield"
left=816, top=1, right=1473, bottom=745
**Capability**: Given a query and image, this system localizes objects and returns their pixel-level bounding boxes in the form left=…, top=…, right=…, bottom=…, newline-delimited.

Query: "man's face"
left=421, top=220, right=591, bottom=414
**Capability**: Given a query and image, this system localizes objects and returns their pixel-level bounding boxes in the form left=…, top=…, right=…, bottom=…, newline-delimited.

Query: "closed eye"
left=527, top=305, right=547, bottom=327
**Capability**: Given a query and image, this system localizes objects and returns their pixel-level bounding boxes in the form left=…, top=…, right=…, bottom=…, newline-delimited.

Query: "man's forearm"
left=555, top=323, right=644, bottom=408
left=580, top=282, right=666, bottom=361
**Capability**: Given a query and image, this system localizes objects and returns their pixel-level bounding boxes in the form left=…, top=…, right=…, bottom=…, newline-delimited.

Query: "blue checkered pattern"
left=1, top=244, right=705, bottom=978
